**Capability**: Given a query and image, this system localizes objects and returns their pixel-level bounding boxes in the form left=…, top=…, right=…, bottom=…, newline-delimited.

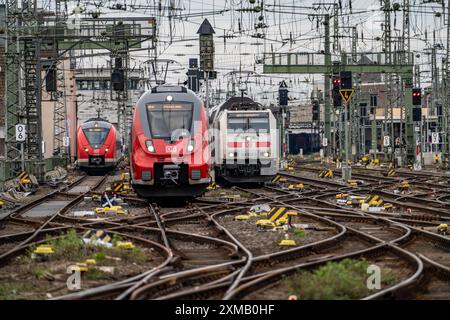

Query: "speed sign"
left=383, top=135, right=390, bottom=147
left=63, top=136, right=70, bottom=147
left=431, top=132, right=440, bottom=144
left=15, top=124, right=26, bottom=142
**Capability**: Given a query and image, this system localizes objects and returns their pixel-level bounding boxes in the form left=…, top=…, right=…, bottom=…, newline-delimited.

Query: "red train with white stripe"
left=210, top=97, right=279, bottom=183
left=130, top=85, right=212, bottom=198
left=76, top=118, right=122, bottom=172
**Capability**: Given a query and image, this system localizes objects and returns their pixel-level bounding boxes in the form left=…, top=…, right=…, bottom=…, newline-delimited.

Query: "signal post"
left=339, top=71, right=355, bottom=180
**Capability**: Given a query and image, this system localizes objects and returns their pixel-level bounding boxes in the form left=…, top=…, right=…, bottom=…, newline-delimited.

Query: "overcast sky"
left=49, top=0, right=449, bottom=103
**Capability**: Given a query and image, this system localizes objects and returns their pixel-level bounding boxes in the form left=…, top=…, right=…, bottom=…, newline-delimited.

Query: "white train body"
left=211, top=99, right=278, bottom=183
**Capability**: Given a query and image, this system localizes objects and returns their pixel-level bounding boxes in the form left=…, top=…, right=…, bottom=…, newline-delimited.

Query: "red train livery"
left=130, top=85, right=212, bottom=197
left=76, top=118, right=122, bottom=172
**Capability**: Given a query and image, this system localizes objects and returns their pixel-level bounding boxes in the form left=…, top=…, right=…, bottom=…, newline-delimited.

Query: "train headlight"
left=84, top=148, right=89, bottom=152
left=228, top=152, right=234, bottom=158
left=166, top=95, right=173, bottom=102
left=146, top=140, right=155, bottom=152
left=105, top=148, right=109, bottom=152
left=263, top=152, right=270, bottom=157
left=187, top=140, right=195, bottom=152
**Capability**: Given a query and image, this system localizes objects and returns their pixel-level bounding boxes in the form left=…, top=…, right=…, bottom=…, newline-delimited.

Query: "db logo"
left=166, top=146, right=178, bottom=153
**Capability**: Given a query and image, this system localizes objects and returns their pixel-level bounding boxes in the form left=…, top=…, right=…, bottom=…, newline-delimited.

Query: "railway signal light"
left=339, top=71, right=352, bottom=89
left=332, top=75, right=342, bottom=107
left=412, top=107, right=422, bottom=122
left=45, top=67, right=57, bottom=92
left=412, top=88, right=422, bottom=106
left=437, top=103, right=443, bottom=117
left=312, top=100, right=320, bottom=121
left=332, top=77, right=341, bottom=86
left=279, top=80, right=289, bottom=106
left=186, top=58, right=200, bottom=92
left=111, top=69, right=125, bottom=91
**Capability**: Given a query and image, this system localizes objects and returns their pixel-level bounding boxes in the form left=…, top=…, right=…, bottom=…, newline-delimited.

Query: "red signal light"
left=412, top=88, right=422, bottom=105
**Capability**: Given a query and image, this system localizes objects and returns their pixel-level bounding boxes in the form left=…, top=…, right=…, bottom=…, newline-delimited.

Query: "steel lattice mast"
left=443, top=0, right=450, bottom=167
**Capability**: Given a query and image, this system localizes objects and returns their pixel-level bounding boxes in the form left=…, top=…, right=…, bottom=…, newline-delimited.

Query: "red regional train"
left=76, top=118, right=122, bottom=173
left=130, top=85, right=212, bottom=198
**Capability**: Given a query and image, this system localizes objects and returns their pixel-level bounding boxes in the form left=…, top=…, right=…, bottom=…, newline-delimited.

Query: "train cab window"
left=146, top=104, right=193, bottom=139
left=83, top=127, right=110, bottom=147
left=227, top=115, right=269, bottom=134
left=249, top=117, right=269, bottom=133
left=227, top=118, right=247, bottom=132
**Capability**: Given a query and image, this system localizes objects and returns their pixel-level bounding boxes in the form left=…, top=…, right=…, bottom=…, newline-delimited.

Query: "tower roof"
left=197, top=18, right=215, bottom=35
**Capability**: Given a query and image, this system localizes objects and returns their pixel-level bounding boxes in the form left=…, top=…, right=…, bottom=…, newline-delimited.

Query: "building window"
left=76, top=78, right=139, bottom=90
left=77, top=80, right=89, bottom=90
left=370, top=95, right=377, bottom=107
left=127, top=79, right=140, bottom=90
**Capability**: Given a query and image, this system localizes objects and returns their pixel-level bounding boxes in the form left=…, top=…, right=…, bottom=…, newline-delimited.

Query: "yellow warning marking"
left=207, top=182, right=219, bottom=190
left=114, top=183, right=124, bottom=192
left=18, top=171, right=28, bottom=179
left=339, top=89, right=355, bottom=104
left=269, top=207, right=287, bottom=222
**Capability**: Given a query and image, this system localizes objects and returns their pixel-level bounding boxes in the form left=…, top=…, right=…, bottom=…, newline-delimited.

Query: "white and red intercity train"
left=130, top=85, right=212, bottom=198
left=210, top=97, right=279, bottom=183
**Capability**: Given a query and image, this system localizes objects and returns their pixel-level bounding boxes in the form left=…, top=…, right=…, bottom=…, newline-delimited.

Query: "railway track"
left=119, top=172, right=450, bottom=300
left=1, top=168, right=449, bottom=300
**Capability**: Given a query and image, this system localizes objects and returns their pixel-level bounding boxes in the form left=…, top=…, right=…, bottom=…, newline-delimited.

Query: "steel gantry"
left=382, top=0, right=395, bottom=163
left=52, top=0, right=69, bottom=160
left=4, top=0, right=44, bottom=181
left=263, top=50, right=415, bottom=163
left=1, top=0, right=156, bottom=186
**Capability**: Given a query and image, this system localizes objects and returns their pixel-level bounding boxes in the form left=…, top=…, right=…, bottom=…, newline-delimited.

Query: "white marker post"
left=16, top=124, right=26, bottom=171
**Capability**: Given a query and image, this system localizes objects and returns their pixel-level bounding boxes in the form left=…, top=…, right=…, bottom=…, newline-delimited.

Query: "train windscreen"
left=83, top=127, right=110, bottom=147
left=227, top=114, right=269, bottom=134
left=146, top=103, right=193, bottom=139
left=248, top=117, right=269, bottom=133
left=227, top=118, right=247, bottom=132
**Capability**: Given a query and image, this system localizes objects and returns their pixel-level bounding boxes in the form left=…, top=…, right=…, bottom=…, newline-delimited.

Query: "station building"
left=74, top=67, right=143, bottom=127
